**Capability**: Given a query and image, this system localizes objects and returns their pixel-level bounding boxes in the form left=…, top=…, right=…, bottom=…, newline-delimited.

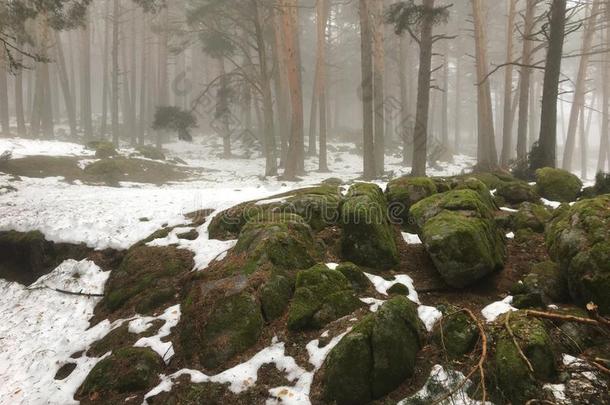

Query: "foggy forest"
left=0, top=0, right=609, bottom=404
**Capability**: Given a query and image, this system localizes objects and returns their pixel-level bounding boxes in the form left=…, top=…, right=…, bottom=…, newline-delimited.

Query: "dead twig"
left=506, top=311, right=535, bottom=375
left=524, top=309, right=602, bottom=327
left=431, top=308, right=487, bottom=405
left=28, top=285, right=104, bottom=298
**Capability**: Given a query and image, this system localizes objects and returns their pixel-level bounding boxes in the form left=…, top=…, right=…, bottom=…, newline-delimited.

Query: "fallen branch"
left=587, top=359, right=610, bottom=376
left=524, top=309, right=601, bottom=327
left=506, top=311, right=535, bottom=375
left=586, top=302, right=610, bottom=329
left=432, top=308, right=487, bottom=405
left=28, top=285, right=104, bottom=298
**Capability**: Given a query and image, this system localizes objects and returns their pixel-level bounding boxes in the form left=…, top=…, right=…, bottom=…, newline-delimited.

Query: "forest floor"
left=0, top=136, right=601, bottom=405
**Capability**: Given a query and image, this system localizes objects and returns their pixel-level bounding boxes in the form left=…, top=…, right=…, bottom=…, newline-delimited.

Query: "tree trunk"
left=454, top=55, right=461, bottom=152
left=111, top=0, right=120, bottom=146
left=54, top=32, right=78, bottom=138
left=280, top=0, right=305, bottom=179
left=138, top=11, right=148, bottom=146
left=359, top=0, right=376, bottom=179
left=0, top=50, right=9, bottom=135
left=536, top=0, right=567, bottom=170
left=156, top=7, right=169, bottom=148
left=317, top=0, right=330, bottom=172
left=101, top=1, right=111, bottom=139
left=412, top=0, right=435, bottom=177
left=80, top=15, right=93, bottom=140
left=599, top=5, right=610, bottom=172
left=472, top=0, right=498, bottom=170
left=562, top=0, right=599, bottom=171
left=501, top=0, right=517, bottom=166
left=399, top=35, right=411, bottom=165
left=271, top=7, right=290, bottom=167
left=14, top=49, right=26, bottom=136
left=372, top=0, right=385, bottom=175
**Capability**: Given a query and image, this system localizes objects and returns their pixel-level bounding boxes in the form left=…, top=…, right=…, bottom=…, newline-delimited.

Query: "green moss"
left=78, top=347, right=163, bottom=396
left=512, top=202, right=551, bottom=233
left=494, top=312, right=556, bottom=404
left=135, top=145, right=165, bottom=160
left=92, top=141, right=118, bottom=159
left=176, top=229, right=199, bottom=240
left=496, top=181, right=540, bottom=204
left=522, top=261, right=569, bottom=303
left=421, top=211, right=505, bottom=288
left=336, top=262, right=371, bottom=292
left=385, top=176, right=438, bottom=228
left=454, top=177, right=492, bottom=200
left=287, top=264, right=361, bottom=330
left=387, top=283, right=409, bottom=296
left=535, top=167, right=583, bottom=202
left=340, top=183, right=399, bottom=269
left=323, top=296, right=424, bottom=404
left=433, top=305, right=478, bottom=357
left=259, top=274, right=293, bottom=321
left=102, top=246, right=193, bottom=315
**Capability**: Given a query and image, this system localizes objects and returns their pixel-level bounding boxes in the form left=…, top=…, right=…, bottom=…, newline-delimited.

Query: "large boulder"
left=385, top=176, right=438, bottom=228
left=535, top=167, right=582, bottom=202
left=494, top=311, right=556, bottom=405
left=101, top=245, right=193, bottom=317
left=287, top=264, right=362, bottom=330
left=340, top=183, right=399, bottom=269
left=512, top=202, right=551, bottom=233
left=208, top=185, right=342, bottom=239
left=496, top=181, right=540, bottom=204
left=323, top=296, right=424, bottom=404
left=421, top=211, right=505, bottom=288
left=433, top=304, right=479, bottom=358
left=77, top=347, right=163, bottom=399
left=545, top=195, right=610, bottom=314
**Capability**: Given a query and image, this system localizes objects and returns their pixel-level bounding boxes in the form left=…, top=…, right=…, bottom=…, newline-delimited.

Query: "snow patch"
left=418, top=305, right=443, bottom=332
left=364, top=272, right=420, bottom=304
left=133, top=305, right=181, bottom=363
left=481, top=296, right=517, bottom=322
left=401, top=232, right=422, bottom=245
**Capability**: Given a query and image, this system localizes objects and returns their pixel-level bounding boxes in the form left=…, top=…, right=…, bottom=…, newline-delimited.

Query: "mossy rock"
left=0, top=155, right=84, bottom=180
left=259, top=273, right=293, bottom=321
left=494, top=311, right=556, bottom=405
left=179, top=288, right=264, bottom=370
left=93, top=141, right=118, bottom=159
left=454, top=177, right=493, bottom=201
left=340, top=183, right=399, bottom=269
left=535, top=167, right=583, bottom=202
left=421, top=211, right=505, bottom=288
left=496, top=181, right=540, bottom=204
left=78, top=347, right=163, bottom=397
left=591, top=172, right=610, bottom=196
left=455, top=172, right=508, bottom=190
left=432, top=305, right=478, bottom=357
left=545, top=195, right=610, bottom=314
left=410, top=189, right=496, bottom=232
left=522, top=261, right=569, bottom=303
left=387, top=282, right=410, bottom=296
left=176, top=229, right=199, bottom=240
left=385, top=176, right=438, bottom=228
left=208, top=186, right=342, bottom=240
left=0, top=230, right=91, bottom=285
left=234, top=213, right=318, bottom=273
left=512, top=292, right=545, bottom=309
left=84, top=157, right=190, bottom=185
left=287, top=264, right=361, bottom=330
left=336, top=262, right=371, bottom=292
left=323, top=296, right=424, bottom=404
left=512, top=202, right=551, bottom=233
left=102, top=245, right=193, bottom=316
left=135, top=145, right=165, bottom=161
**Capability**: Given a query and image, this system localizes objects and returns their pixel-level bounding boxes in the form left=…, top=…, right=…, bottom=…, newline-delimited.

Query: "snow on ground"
left=397, top=364, right=493, bottom=405
left=481, top=296, right=517, bottom=322
left=402, top=232, right=422, bottom=245
left=364, top=272, right=420, bottom=304
left=0, top=260, right=113, bottom=405
left=0, top=137, right=94, bottom=159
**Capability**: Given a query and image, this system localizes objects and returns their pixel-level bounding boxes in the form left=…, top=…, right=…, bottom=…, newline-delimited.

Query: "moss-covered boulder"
left=179, top=285, right=264, bottom=370
left=545, top=195, right=610, bottom=314
left=340, top=183, right=399, bottom=269
left=287, top=264, right=361, bottom=330
left=494, top=311, right=556, bottom=404
left=135, top=145, right=165, bottom=161
left=88, top=140, right=118, bottom=159
left=101, top=245, right=193, bottom=317
left=78, top=347, right=163, bottom=398
left=336, top=262, right=371, bottom=292
left=410, top=189, right=496, bottom=231
left=323, top=296, right=424, bottom=404
left=462, top=171, right=515, bottom=190
left=454, top=177, right=493, bottom=200
left=259, top=273, right=293, bottom=321
left=522, top=261, right=569, bottom=303
left=433, top=305, right=479, bottom=357
left=208, top=186, right=342, bottom=240
left=496, top=181, right=540, bottom=204
left=385, top=176, right=437, bottom=228
left=421, top=211, right=505, bottom=288
left=535, top=167, right=583, bottom=202
left=512, top=202, right=551, bottom=233
left=233, top=213, right=318, bottom=273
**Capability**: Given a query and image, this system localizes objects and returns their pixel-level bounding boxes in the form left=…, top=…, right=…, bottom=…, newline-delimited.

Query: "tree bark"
left=0, top=49, right=9, bottom=135
left=599, top=4, right=610, bottom=172
left=14, top=49, right=26, bottom=136
left=101, top=1, right=111, bottom=139
left=516, top=0, right=534, bottom=161
left=80, top=14, right=93, bottom=140
left=138, top=10, right=148, bottom=146
left=372, top=0, right=385, bottom=175
left=359, top=0, right=376, bottom=179
left=501, top=0, right=517, bottom=166
left=536, top=0, right=567, bottom=170
left=562, top=0, right=599, bottom=171
left=399, top=35, right=411, bottom=165
left=111, top=0, right=121, bottom=146
left=472, top=0, right=498, bottom=170
left=54, top=32, right=78, bottom=138
left=316, top=0, right=330, bottom=172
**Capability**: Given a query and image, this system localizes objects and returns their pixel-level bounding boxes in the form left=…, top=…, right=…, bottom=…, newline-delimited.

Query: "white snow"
left=397, top=364, right=492, bottom=405
left=133, top=305, right=181, bottom=363
left=506, top=232, right=515, bottom=239
left=0, top=137, right=94, bottom=159
left=364, top=272, right=420, bottom=304
left=500, top=207, right=518, bottom=213
left=0, top=260, right=113, bottom=405
left=402, top=232, right=422, bottom=245
left=541, top=198, right=562, bottom=209
left=418, top=306, right=443, bottom=332
left=360, top=297, right=386, bottom=312
left=544, top=383, right=567, bottom=403
left=325, top=263, right=339, bottom=270
left=481, top=296, right=517, bottom=322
